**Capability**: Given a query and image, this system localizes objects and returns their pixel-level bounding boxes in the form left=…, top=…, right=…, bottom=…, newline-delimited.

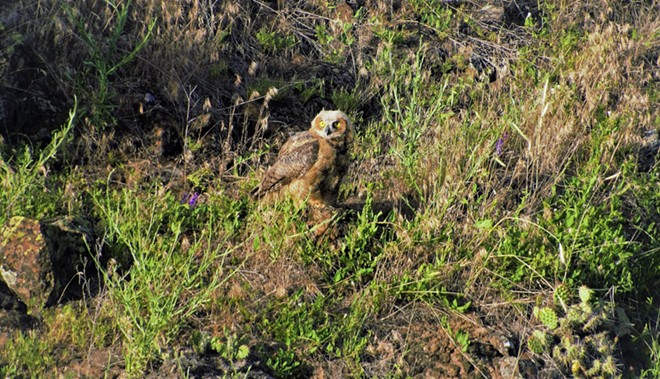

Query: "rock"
left=0, top=216, right=93, bottom=315
left=637, top=129, right=659, bottom=172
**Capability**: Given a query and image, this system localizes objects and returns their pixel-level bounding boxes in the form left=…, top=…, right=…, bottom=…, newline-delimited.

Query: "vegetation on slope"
left=0, top=0, right=658, bottom=377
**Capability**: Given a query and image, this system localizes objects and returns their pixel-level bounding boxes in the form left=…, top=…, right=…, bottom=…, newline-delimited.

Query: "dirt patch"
left=60, top=346, right=123, bottom=379
left=358, top=307, right=538, bottom=379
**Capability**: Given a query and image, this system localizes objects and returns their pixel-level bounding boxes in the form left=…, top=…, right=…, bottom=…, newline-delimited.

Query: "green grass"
left=64, top=0, right=155, bottom=132
left=0, top=0, right=658, bottom=377
left=91, top=186, right=237, bottom=374
left=0, top=98, right=77, bottom=224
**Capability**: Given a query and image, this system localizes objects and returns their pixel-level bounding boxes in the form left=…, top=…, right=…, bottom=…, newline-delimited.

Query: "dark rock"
left=0, top=279, right=25, bottom=312
left=0, top=216, right=94, bottom=315
left=503, top=1, right=540, bottom=27
left=637, top=130, right=659, bottom=172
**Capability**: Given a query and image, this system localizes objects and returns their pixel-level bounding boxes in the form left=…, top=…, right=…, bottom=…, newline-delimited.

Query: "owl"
left=251, top=110, right=354, bottom=209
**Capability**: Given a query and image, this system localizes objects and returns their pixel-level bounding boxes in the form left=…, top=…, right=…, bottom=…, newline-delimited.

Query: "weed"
left=258, top=289, right=368, bottom=378
left=192, top=329, right=250, bottom=365
left=0, top=330, right=55, bottom=377
left=251, top=199, right=310, bottom=262
left=64, top=0, right=155, bottom=131
left=0, top=98, right=77, bottom=223
left=91, top=185, right=237, bottom=376
left=331, top=87, right=363, bottom=115
left=333, top=190, right=388, bottom=288
left=256, top=26, right=297, bottom=54
left=377, top=41, right=456, bottom=199
left=639, top=323, right=660, bottom=379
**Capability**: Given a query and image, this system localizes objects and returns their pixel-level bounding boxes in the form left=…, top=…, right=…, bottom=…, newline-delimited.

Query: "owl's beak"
left=324, top=123, right=335, bottom=136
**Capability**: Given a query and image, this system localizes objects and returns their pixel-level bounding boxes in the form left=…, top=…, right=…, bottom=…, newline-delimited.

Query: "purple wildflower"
left=181, top=192, right=200, bottom=207
left=495, top=132, right=508, bottom=155
left=188, top=192, right=200, bottom=206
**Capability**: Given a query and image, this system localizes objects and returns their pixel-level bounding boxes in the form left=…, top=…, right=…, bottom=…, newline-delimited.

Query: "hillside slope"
left=1, top=1, right=659, bottom=377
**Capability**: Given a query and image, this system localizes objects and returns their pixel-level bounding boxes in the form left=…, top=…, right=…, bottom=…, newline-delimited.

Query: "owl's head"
left=310, top=110, right=354, bottom=144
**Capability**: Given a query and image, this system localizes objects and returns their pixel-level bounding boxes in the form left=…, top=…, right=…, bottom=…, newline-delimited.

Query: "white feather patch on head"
left=310, top=110, right=351, bottom=136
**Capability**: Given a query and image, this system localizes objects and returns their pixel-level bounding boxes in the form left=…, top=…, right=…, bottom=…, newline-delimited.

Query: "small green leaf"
left=236, top=345, right=249, bottom=360
left=475, top=219, right=492, bottom=229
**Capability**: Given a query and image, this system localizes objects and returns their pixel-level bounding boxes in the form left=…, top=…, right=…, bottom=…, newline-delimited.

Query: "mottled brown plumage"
left=252, top=110, right=354, bottom=209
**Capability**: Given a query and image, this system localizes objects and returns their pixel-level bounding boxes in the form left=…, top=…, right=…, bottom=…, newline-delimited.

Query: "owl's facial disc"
left=312, top=110, right=352, bottom=138
left=313, top=119, right=327, bottom=136
left=324, top=120, right=336, bottom=135
left=324, top=119, right=345, bottom=136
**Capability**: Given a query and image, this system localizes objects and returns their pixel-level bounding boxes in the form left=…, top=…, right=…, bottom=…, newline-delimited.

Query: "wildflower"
left=495, top=132, right=508, bottom=155
left=188, top=192, right=200, bottom=206
left=182, top=192, right=200, bottom=207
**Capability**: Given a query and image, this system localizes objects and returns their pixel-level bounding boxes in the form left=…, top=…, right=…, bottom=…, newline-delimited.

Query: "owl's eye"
left=332, top=121, right=341, bottom=128
left=319, top=120, right=326, bottom=127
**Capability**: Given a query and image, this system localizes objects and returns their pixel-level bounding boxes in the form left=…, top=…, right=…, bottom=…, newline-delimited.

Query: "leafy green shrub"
left=256, top=27, right=296, bottom=53
left=333, top=191, right=388, bottom=288
left=258, top=289, right=368, bottom=378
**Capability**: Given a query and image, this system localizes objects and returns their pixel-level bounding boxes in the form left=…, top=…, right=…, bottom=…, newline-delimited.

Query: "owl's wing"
left=251, top=133, right=320, bottom=198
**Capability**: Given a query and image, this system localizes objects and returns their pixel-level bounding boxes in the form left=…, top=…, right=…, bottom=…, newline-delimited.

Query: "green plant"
left=0, top=330, right=55, bottom=377
left=266, top=349, right=302, bottom=378
left=409, top=1, right=453, bottom=35
left=256, top=27, right=296, bottom=53
left=491, top=135, right=659, bottom=295
left=639, top=323, right=660, bottom=379
left=535, top=307, right=559, bottom=330
left=0, top=98, right=77, bottom=223
left=547, top=159, right=650, bottom=293
left=297, top=79, right=326, bottom=103
left=554, top=284, right=570, bottom=311
left=529, top=285, right=626, bottom=378
left=251, top=199, right=310, bottom=261
left=0, top=23, right=24, bottom=57
left=257, top=284, right=371, bottom=377
left=65, top=0, right=155, bottom=129
left=528, top=330, right=551, bottom=354
left=376, top=41, right=456, bottom=199
left=439, top=315, right=471, bottom=353
left=210, top=334, right=250, bottom=362
left=391, top=263, right=471, bottom=313
left=331, top=88, right=362, bottom=115
left=333, top=190, right=387, bottom=287
left=92, top=186, right=236, bottom=376
left=192, top=330, right=250, bottom=365
left=453, top=328, right=471, bottom=353
left=314, top=24, right=333, bottom=46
